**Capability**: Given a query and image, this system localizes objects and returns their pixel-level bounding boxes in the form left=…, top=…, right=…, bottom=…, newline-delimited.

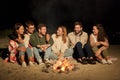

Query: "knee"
left=76, top=42, right=82, bottom=47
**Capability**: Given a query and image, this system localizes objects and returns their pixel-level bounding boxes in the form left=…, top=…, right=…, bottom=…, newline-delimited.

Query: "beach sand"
left=0, top=38, right=120, bottom=80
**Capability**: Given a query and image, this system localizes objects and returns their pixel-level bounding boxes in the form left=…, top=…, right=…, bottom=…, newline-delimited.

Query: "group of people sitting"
left=4, top=21, right=113, bottom=67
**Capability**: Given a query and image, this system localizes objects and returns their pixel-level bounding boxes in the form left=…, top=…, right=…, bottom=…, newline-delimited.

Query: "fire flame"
left=53, top=58, right=74, bottom=72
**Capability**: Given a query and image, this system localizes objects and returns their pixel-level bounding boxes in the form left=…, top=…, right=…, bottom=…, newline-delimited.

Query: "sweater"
left=29, top=32, right=53, bottom=47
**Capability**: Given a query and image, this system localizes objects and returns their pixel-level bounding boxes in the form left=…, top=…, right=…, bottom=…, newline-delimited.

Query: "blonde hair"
left=56, top=26, right=67, bottom=43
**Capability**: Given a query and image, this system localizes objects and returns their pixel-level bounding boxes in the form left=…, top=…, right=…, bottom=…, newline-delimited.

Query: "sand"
left=0, top=38, right=120, bottom=80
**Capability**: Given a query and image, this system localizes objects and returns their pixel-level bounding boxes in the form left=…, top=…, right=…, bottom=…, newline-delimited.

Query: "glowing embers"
left=53, top=58, right=74, bottom=72
left=42, top=58, right=79, bottom=73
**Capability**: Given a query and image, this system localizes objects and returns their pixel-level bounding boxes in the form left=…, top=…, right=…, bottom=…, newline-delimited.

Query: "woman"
left=89, top=24, right=112, bottom=64
left=7, top=23, right=27, bottom=67
left=51, top=26, right=73, bottom=59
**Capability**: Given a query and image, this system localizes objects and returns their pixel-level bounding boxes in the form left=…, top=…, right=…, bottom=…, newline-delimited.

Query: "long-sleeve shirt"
left=51, top=34, right=69, bottom=54
left=24, top=33, right=31, bottom=48
left=29, top=32, right=53, bottom=47
left=68, top=31, right=88, bottom=48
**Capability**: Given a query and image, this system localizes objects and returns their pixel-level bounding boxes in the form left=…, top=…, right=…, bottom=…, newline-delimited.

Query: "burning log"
left=42, top=57, right=79, bottom=73
left=52, top=58, right=74, bottom=73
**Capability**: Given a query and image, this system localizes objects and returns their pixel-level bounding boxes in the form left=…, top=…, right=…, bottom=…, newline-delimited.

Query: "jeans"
left=26, top=47, right=33, bottom=58
left=19, top=43, right=25, bottom=57
left=73, top=42, right=94, bottom=59
left=64, top=48, right=74, bottom=57
left=33, top=47, right=52, bottom=61
left=48, top=48, right=74, bottom=60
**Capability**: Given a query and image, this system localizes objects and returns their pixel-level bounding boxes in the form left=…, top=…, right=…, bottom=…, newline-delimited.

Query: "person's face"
left=57, top=27, right=63, bottom=36
left=92, top=26, right=99, bottom=35
left=74, top=25, right=82, bottom=34
left=17, top=26, right=24, bottom=35
left=39, top=26, right=47, bottom=35
left=26, top=25, right=35, bottom=34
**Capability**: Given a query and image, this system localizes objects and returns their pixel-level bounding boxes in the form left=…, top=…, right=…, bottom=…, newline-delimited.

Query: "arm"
left=81, top=32, right=88, bottom=47
left=100, top=38, right=109, bottom=47
left=29, top=34, right=39, bottom=47
left=46, top=34, right=54, bottom=46
left=89, top=34, right=101, bottom=47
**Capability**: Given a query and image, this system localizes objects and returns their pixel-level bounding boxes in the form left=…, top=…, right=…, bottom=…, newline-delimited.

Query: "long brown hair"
left=95, top=24, right=108, bottom=42
left=14, top=23, right=24, bottom=39
left=56, top=26, right=67, bottom=43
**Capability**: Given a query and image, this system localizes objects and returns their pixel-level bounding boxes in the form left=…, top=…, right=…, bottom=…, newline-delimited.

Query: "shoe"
left=101, top=59, right=107, bottom=64
left=45, top=59, right=51, bottom=63
left=107, top=59, right=113, bottom=64
left=88, top=59, right=96, bottom=64
left=22, top=62, right=27, bottom=67
left=38, top=59, right=44, bottom=65
left=81, top=58, right=88, bottom=64
left=29, top=61, right=34, bottom=66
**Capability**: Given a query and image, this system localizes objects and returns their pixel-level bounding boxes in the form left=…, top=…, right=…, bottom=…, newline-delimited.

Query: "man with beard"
left=29, top=23, right=53, bottom=65
left=68, top=21, right=96, bottom=64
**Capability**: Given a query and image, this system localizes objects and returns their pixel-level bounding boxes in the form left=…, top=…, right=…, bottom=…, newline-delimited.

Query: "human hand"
left=46, top=33, right=50, bottom=42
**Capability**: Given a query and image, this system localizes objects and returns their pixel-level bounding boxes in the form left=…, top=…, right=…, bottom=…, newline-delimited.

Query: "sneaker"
left=22, top=62, right=27, bottom=67
left=38, top=59, right=44, bottom=65
left=80, top=58, right=88, bottom=64
left=88, top=59, right=96, bottom=64
left=107, top=59, right=113, bottom=64
left=101, top=59, right=107, bottom=64
left=29, top=61, right=34, bottom=66
left=45, top=59, right=51, bottom=63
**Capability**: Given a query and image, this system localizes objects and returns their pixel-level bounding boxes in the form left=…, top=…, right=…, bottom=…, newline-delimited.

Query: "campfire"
left=42, top=57, right=78, bottom=73
left=53, top=58, right=74, bottom=72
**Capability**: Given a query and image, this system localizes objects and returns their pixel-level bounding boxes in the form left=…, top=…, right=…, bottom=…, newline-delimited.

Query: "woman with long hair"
left=89, top=24, right=112, bottom=64
left=51, top=26, right=73, bottom=59
left=7, top=23, right=27, bottom=67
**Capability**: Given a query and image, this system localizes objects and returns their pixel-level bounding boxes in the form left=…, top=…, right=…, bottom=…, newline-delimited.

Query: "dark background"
left=0, top=0, right=120, bottom=44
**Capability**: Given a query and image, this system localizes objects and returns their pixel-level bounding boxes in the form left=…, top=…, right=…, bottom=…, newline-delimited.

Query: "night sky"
left=0, top=0, right=120, bottom=36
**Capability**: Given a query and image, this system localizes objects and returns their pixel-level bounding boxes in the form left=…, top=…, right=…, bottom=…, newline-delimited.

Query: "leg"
left=44, top=47, right=52, bottom=60
left=74, top=42, right=87, bottom=64
left=26, top=47, right=34, bottom=66
left=64, top=48, right=73, bottom=58
left=33, top=47, right=43, bottom=64
left=84, top=43, right=96, bottom=64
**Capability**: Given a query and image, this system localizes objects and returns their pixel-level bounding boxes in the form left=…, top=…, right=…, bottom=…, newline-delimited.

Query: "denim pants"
left=19, top=43, right=25, bottom=57
left=26, top=47, right=33, bottom=58
left=33, top=47, right=52, bottom=61
left=48, top=48, right=74, bottom=60
left=73, top=42, right=94, bottom=59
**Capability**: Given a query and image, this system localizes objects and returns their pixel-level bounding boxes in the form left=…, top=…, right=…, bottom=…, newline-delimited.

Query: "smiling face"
left=74, top=25, right=82, bottom=34
left=39, top=26, right=47, bottom=35
left=26, top=25, right=35, bottom=34
left=57, top=27, right=63, bottom=36
left=92, top=26, right=99, bottom=35
left=16, top=25, right=24, bottom=35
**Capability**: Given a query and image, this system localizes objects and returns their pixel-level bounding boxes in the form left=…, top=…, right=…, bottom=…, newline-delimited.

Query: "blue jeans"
left=33, top=47, right=52, bottom=61
left=73, top=42, right=94, bottom=59
left=48, top=48, right=74, bottom=60
left=18, top=43, right=25, bottom=57
left=64, top=48, right=74, bottom=57
left=26, top=47, right=33, bottom=58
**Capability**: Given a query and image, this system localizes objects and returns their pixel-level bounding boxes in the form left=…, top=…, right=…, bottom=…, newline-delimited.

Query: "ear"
left=38, top=29, right=41, bottom=32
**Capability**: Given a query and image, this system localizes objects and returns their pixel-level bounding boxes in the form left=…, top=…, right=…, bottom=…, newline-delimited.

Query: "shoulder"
left=68, top=32, right=74, bottom=36
left=82, top=31, right=88, bottom=35
left=51, top=33, right=56, bottom=37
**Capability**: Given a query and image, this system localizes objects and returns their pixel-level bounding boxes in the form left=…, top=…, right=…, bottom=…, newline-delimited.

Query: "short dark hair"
left=37, top=23, right=46, bottom=30
left=74, top=21, right=83, bottom=28
left=25, top=20, right=34, bottom=28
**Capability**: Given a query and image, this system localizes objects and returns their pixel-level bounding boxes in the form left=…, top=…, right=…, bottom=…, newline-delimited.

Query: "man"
left=24, top=20, right=35, bottom=66
left=68, top=21, right=96, bottom=64
left=29, top=23, right=53, bottom=65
